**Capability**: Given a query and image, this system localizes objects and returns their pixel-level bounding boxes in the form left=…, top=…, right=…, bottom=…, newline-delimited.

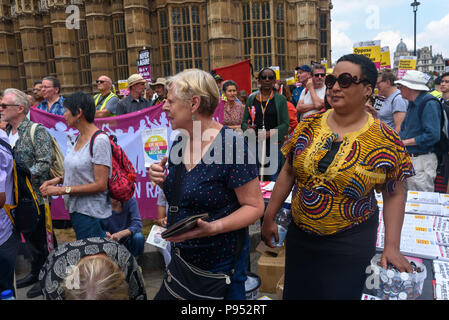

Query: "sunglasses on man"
left=96, top=80, right=106, bottom=84
left=313, top=73, right=326, bottom=78
left=325, top=73, right=370, bottom=89
left=0, top=104, right=20, bottom=109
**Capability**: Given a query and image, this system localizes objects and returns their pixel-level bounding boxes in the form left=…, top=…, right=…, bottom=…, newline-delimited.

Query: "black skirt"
left=283, top=210, right=379, bottom=300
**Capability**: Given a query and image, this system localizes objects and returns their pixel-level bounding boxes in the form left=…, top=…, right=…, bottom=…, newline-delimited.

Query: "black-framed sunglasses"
left=325, top=73, right=369, bottom=89
left=314, top=73, right=326, bottom=78
left=260, top=75, right=275, bottom=81
left=96, top=80, right=106, bottom=84
left=0, top=103, right=20, bottom=109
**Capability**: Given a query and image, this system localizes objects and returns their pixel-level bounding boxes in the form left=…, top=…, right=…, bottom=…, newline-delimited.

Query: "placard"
left=137, top=49, right=152, bottom=82
left=118, top=79, right=129, bottom=96
left=397, top=56, right=417, bottom=79
left=146, top=225, right=168, bottom=250
left=140, top=127, right=168, bottom=167
left=353, top=40, right=381, bottom=69
left=380, top=46, right=391, bottom=69
left=270, top=66, right=280, bottom=81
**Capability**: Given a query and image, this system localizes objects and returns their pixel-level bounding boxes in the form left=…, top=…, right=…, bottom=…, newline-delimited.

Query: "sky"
left=330, top=0, right=449, bottom=64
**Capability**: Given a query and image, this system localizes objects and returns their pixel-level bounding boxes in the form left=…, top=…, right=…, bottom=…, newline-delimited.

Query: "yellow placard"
left=286, top=77, right=295, bottom=85
left=380, top=47, right=391, bottom=69
left=398, top=58, right=417, bottom=70
left=321, top=59, right=328, bottom=70
left=353, top=41, right=381, bottom=69
left=270, top=66, right=280, bottom=81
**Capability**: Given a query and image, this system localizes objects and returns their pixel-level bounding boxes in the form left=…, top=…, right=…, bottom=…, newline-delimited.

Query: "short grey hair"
left=311, top=64, right=326, bottom=74
left=166, top=69, right=220, bottom=117
left=3, top=88, right=30, bottom=114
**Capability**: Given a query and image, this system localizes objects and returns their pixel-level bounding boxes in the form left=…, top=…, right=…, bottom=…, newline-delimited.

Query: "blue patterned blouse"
left=163, top=126, right=258, bottom=270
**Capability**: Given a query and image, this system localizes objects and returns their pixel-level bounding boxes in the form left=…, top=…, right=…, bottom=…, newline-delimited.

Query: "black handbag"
left=155, top=164, right=245, bottom=300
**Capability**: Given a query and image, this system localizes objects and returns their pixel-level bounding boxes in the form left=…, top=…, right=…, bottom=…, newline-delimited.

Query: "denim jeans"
left=70, top=212, right=106, bottom=240
left=0, top=230, right=20, bottom=294
left=209, top=232, right=250, bottom=300
left=123, top=232, right=146, bottom=257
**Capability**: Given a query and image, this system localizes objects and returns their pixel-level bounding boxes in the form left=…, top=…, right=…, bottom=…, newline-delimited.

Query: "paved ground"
left=14, top=222, right=280, bottom=300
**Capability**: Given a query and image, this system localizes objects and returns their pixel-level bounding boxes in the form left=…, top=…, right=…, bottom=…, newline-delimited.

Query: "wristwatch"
left=65, top=186, right=71, bottom=194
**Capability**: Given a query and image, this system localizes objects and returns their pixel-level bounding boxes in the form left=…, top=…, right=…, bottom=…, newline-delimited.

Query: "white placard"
left=146, top=225, right=168, bottom=250
left=407, top=191, right=440, bottom=204
left=405, top=203, right=442, bottom=216
left=435, top=281, right=449, bottom=300
left=141, top=127, right=169, bottom=167
left=434, top=260, right=449, bottom=283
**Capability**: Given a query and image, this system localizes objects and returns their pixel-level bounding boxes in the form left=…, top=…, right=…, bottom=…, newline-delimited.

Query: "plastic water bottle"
left=272, top=203, right=292, bottom=247
left=1, top=289, right=15, bottom=300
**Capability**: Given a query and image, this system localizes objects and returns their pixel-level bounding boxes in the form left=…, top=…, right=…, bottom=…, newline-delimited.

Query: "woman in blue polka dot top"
left=149, top=69, right=265, bottom=300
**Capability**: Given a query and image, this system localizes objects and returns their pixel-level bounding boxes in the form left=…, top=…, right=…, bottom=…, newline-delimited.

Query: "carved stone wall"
left=0, top=0, right=332, bottom=93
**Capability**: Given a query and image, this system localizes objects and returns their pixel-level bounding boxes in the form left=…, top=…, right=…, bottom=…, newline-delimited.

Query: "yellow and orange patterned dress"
left=281, top=109, right=414, bottom=236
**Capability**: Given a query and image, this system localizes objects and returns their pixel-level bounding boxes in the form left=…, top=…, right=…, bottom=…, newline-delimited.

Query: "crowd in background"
left=1, top=60, right=449, bottom=300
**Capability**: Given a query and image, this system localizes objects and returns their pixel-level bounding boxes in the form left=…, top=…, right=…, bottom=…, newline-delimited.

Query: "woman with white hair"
left=149, top=69, right=264, bottom=300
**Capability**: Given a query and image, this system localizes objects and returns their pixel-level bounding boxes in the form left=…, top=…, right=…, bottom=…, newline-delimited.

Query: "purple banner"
left=30, top=101, right=224, bottom=220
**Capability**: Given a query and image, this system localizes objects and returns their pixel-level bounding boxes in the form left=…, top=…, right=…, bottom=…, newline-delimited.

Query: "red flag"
left=213, top=59, right=251, bottom=96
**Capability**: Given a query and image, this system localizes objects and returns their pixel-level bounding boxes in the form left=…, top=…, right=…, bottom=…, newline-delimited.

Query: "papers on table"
left=260, top=181, right=292, bottom=203
left=433, top=260, right=449, bottom=300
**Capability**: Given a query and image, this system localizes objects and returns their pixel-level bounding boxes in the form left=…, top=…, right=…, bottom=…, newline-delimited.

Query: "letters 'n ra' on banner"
left=353, top=40, right=381, bottom=70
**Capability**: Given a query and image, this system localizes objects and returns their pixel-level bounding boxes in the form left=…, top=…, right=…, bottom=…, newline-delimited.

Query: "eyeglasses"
left=260, top=75, right=275, bottom=81
left=441, top=80, right=449, bottom=84
left=96, top=80, right=106, bottom=84
left=314, top=73, right=326, bottom=78
left=325, top=73, right=369, bottom=89
left=0, top=104, right=20, bottom=109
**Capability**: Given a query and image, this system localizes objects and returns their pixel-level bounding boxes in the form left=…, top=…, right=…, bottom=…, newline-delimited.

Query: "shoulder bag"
left=155, top=164, right=246, bottom=300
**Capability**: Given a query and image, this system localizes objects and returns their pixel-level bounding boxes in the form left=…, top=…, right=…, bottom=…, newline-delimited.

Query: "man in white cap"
left=149, top=77, right=167, bottom=106
left=397, top=70, right=442, bottom=192
left=116, top=74, right=151, bottom=115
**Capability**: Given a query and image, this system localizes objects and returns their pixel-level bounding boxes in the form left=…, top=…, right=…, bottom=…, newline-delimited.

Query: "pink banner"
left=30, top=101, right=224, bottom=220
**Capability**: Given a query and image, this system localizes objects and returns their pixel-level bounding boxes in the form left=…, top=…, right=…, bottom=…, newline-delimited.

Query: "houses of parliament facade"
left=0, top=0, right=332, bottom=94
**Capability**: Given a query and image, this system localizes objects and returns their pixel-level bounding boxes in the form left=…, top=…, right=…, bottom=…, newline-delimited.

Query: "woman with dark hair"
left=241, top=67, right=290, bottom=181
left=262, top=54, right=414, bottom=299
left=275, top=81, right=298, bottom=135
left=219, top=80, right=245, bottom=131
left=40, top=92, right=112, bottom=240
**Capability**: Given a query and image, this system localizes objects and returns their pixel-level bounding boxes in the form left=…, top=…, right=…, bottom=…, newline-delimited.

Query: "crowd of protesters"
left=1, top=59, right=449, bottom=300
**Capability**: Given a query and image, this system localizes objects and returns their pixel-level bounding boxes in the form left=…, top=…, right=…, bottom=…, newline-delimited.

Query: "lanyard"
left=259, top=91, right=273, bottom=129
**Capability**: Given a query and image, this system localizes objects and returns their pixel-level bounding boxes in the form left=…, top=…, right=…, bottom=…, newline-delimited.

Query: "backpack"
left=0, top=138, right=41, bottom=233
left=417, top=94, right=449, bottom=159
left=30, top=123, right=65, bottom=179
left=89, top=130, right=137, bottom=202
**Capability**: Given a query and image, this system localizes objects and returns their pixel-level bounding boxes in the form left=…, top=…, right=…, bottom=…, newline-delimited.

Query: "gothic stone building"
left=0, top=0, right=332, bottom=94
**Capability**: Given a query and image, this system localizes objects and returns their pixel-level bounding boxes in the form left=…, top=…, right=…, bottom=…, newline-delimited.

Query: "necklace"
left=259, top=91, right=273, bottom=130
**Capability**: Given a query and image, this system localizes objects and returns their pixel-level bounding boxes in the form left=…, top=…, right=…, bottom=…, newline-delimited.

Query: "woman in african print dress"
left=261, top=54, right=415, bottom=300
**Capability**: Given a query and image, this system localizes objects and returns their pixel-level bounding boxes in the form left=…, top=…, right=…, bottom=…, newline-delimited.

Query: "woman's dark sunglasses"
left=260, top=75, right=275, bottom=80
left=325, top=73, right=369, bottom=89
